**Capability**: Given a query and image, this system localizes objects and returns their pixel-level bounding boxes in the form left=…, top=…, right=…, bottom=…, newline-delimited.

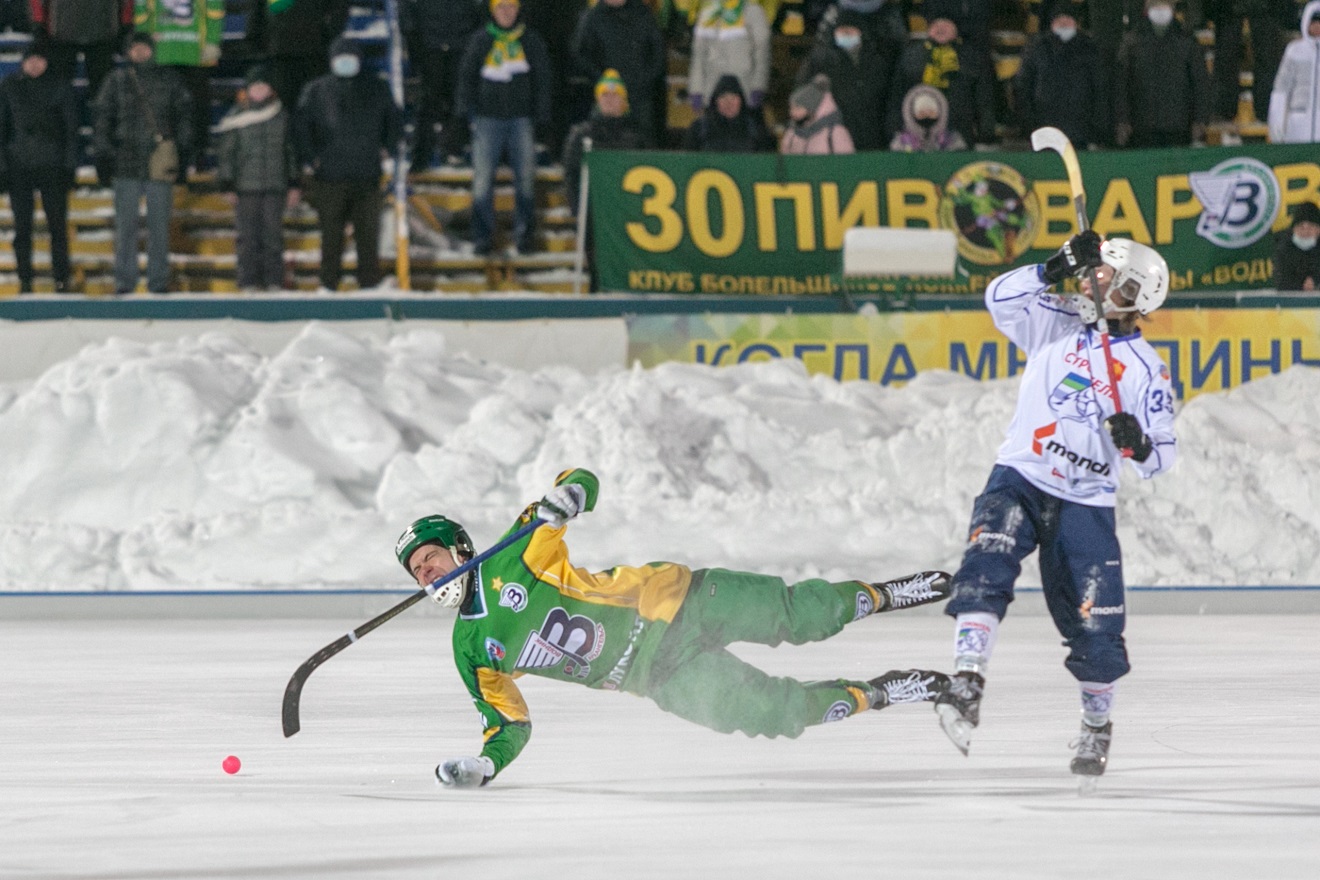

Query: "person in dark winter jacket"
left=681, top=73, right=775, bottom=152
left=455, top=0, right=553, bottom=257
left=92, top=31, right=193, bottom=294
left=401, top=0, right=484, bottom=167
left=888, top=14, right=995, bottom=146
left=29, top=0, right=133, bottom=106
left=257, top=0, right=349, bottom=109
left=1015, top=4, right=1106, bottom=149
left=0, top=35, right=79, bottom=293
left=294, top=37, right=403, bottom=290
left=1272, top=200, right=1320, bottom=291
left=794, top=8, right=894, bottom=151
left=570, top=0, right=666, bottom=145
left=1113, top=0, right=1211, bottom=147
left=562, top=69, right=647, bottom=291
left=217, top=65, right=300, bottom=291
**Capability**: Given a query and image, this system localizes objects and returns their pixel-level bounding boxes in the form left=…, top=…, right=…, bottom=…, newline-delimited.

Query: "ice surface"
left=0, top=323, right=1317, bottom=591
left=1, top=614, right=1314, bottom=879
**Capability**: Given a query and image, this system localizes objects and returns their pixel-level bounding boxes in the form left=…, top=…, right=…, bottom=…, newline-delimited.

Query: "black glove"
left=1042, top=230, right=1103, bottom=284
left=1104, top=412, right=1152, bottom=462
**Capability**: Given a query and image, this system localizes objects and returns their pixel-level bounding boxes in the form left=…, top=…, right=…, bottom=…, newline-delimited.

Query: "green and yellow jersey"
left=452, top=468, right=693, bottom=777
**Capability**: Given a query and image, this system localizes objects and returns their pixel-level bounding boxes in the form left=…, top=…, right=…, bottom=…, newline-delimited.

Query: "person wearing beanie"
left=1113, top=0, right=1211, bottom=147
left=0, top=34, right=80, bottom=292
left=91, top=29, right=193, bottom=294
left=571, top=0, right=665, bottom=146
left=1272, top=200, right=1320, bottom=291
left=681, top=72, right=775, bottom=152
left=780, top=73, right=855, bottom=154
left=455, top=0, right=553, bottom=257
left=293, top=36, right=403, bottom=291
left=1014, top=1, right=1105, bottom=149
left=215, top=65, right=300, bottom=292
left=562, top=68, right=647, bottom=290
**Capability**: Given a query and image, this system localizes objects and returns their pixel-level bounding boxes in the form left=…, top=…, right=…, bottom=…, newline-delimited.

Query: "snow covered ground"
left=0, top=323, right=1317, bottom=592
left=2, top=614, right=1314, bottom=879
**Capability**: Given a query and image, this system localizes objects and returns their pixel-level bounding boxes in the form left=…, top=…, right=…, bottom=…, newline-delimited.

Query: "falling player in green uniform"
left=398, top=467, right=953, bottom=788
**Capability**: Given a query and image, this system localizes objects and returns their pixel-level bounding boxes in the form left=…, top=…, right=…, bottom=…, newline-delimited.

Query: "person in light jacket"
left=1268, top=1, right=1320, bottom=143
left=779, top=73, right=854, bottom=154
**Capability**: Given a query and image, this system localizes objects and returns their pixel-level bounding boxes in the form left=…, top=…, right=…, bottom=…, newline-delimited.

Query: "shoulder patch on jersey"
left=485, top=637, right=506, bottom=663
left=499, top=583, right=529, bottom=613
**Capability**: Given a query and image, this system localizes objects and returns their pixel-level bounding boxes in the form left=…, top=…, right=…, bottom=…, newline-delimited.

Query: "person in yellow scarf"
left=688, top=0, right=771, bottom=112
left=455, top=0, right=553, bottom=257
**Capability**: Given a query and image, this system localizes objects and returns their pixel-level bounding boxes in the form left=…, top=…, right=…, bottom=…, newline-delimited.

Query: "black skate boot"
left=868, top=669, right=950, bottom=709
left=869, top=570, right=951, bottom=613
left=934, top=670, right=984, bottom=755
left=1070, top=720, right=1113, bottom=777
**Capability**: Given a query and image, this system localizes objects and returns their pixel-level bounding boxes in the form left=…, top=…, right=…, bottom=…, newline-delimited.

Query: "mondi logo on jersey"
left=1189, top=157, right=1280, bottom=249
left=1032, top=422, right=1111, bottom=475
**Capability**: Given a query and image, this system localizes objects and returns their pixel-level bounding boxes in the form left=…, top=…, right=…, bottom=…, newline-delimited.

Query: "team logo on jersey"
left=854, top=590, right=874, bottom=621
left=1189, top=157, right=1280, bottom=249
left=498, top=583, right=528, bottom=613
left=938, top=162, right=1041, bottom=266
left=515, top=608, right=605, bottom=679
left=485, top=638, right=506, bottom=663
left=823, top=701, right=853, bottom=723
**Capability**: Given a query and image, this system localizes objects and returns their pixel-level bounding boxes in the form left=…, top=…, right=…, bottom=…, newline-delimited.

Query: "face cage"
left=419, top=544, right=471, bottom=608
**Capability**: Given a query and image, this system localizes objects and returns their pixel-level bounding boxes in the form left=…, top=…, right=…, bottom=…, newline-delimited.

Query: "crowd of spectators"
left=1, top=0, right=1319, bottom=293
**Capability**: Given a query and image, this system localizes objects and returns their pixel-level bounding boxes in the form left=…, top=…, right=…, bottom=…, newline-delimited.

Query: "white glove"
left=436, top=755, right=494, bottom=789
left=537, top=483, right=586, bottom=528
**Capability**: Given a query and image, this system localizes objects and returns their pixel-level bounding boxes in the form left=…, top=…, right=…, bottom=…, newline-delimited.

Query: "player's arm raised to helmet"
left=456, top=658, right=532, bottom=780
left=984, top=263, right=1083, bottom=353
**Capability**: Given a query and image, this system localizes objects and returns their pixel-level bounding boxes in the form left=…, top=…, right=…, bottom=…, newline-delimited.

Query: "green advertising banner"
left=588, top=145, right=1320, bottom=295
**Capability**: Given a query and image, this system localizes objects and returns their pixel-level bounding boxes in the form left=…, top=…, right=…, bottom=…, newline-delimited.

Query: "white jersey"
left=986, top=264, right=1177, bottom=508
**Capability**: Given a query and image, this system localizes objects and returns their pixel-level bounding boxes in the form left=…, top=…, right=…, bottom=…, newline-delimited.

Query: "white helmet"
left=1072, top=238, right=1169, bottom=323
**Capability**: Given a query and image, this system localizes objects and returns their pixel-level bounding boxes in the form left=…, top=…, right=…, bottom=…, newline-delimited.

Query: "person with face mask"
left=887, top=13, right=995, bottom=146
left=1272, top=201, right=1320, bottom=291
left=779, top=72, right=855, bottom=154
left=1113, top=0, right=1211, bottom=147
left=91, top=30, right=193, bottom=294
left=1014, top=1, right=1105, bottom=150
left=793, top=9, right=893, bottom=150
left=292, top=36, right=403, bottom=291
left=0, top=34, right=79, bottom=293
left=889, top=83, right=966, bottom=152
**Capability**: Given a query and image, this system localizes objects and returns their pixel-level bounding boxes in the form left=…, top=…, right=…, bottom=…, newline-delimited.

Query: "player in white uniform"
left=934, top=230, right=1177, bottom=779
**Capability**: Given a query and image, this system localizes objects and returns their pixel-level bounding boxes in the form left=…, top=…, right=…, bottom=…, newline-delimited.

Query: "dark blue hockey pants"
left=946, top=466, right=1131, bottom=683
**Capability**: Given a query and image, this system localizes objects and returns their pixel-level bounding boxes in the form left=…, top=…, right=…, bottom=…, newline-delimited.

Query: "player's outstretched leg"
left=868, top=570, right=952, bottom=613
left=1070, top=720, right=1113, bottom=776
left=934, top=670, right=985, bottom=755
left=867, top=669, right=950, bottom=710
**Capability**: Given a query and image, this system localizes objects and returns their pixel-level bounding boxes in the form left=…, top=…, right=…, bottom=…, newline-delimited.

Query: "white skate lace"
left=886, top=572, right=942, bottom=608
left=882, top=671, right=938, bottom=704
left=1070, top=726, right=1111, bottom=760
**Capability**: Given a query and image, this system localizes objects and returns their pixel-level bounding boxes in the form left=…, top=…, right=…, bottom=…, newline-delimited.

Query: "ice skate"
left=934, top=670, right=984, bottom=755
left=1070, top=720, right=1112, bottom=778
left=871, top=570, right=951, bottom=613
left=868, top=669, right=950, bottom=709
